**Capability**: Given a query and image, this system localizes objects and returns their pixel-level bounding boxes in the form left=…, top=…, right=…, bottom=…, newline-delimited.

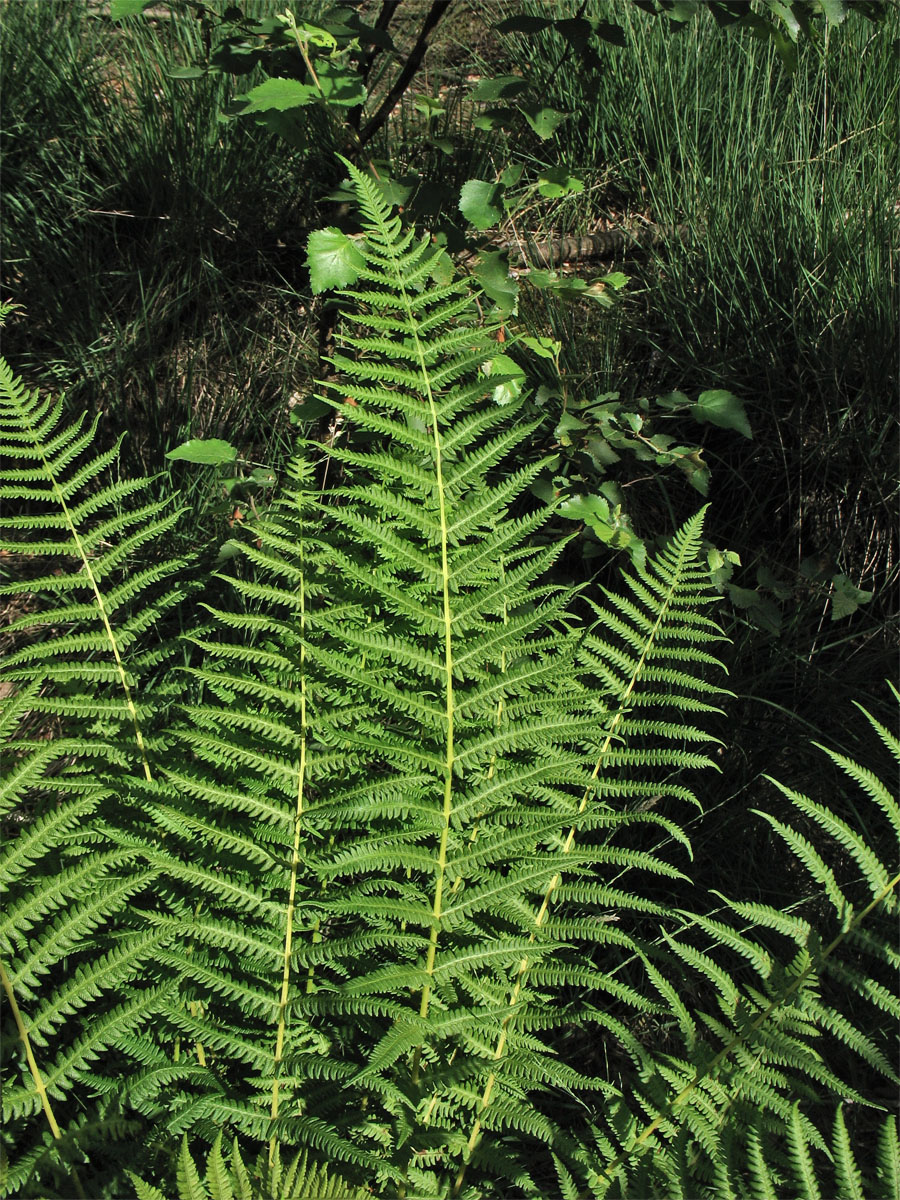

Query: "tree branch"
left=358, top=0, right=454, bottom=147
left=348, top=0, right=400, bottom=134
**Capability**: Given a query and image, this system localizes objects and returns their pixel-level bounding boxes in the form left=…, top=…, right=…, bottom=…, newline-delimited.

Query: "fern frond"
left=1, top=352, right=188, bottom=1192
left=576, top=692, right=898, bottom=1197
left=83, top=162, right=736, bottom=1197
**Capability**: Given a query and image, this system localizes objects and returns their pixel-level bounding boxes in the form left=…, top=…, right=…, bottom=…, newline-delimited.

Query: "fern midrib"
left=0, top=958, right=60, bottom=1130
left=413, top=316, right=454, bottom=1037
left=0, top=956, right=88, bottom=1197
left=270, top=556, right=308, bottom=1149
left=420, top=564, right=508, bottom=1133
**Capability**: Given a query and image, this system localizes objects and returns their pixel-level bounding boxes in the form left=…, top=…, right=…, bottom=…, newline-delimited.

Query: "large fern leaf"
left=144, top=162, right=726, bottom=1198
left=0, top=355, right=188, bottom=1193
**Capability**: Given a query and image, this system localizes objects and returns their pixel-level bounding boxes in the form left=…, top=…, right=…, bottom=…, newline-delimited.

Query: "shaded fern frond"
left=559, top=1106, right=899, bottom=1199
left=567, top=691, right=899, bottom=1197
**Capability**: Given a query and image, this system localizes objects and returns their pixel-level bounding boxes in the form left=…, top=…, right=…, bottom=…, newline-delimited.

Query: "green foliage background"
left=0, top=1, right=897, bottom=1196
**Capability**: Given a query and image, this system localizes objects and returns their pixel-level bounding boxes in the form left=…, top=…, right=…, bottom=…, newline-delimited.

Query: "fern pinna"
left=0, top=352, right=188, bottom=1193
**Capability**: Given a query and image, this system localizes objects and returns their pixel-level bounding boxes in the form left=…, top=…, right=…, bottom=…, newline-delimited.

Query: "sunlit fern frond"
left=0, top=355, right=189, bottom=771
left=135, top=453, right=385, bottom=1173
left=0, top=356, right=188, bottom=1194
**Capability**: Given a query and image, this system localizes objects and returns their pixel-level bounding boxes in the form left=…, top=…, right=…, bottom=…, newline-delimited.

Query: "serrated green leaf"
left=519, top=335, right=560, bottom=360
left=666, top=0, right=701, bottom=21
left=376, top=177, right=412, bottom=209
left=558, top=493, right=609, bottom=522
left=177, top=1136, right=207, bottom=1200
left=817, top=0, right=850, bottom=23
left=728, top=584, right=763, bottom=609
left=554, top=17, right=593, bottom=42
left=537, top=167, right=584, bottom=198
left=128, top=1174, right=168, bottom=1200
left=469, top=74, right=530, bottom=101
left=522, top=105, right=568, bottom=139
left=685, top=461, right=710, bottom=496
left=692, top=389, right=753, bottom=439
left=830, top=574, right=873, bottom=620
left=771, top=26, right=800, bottom=71
left=289, top=394, right=332, bottom=423
left=555, top=411, right=588, bottom=443
left=110, top=0, right=153, bottom=18
left=306, top=227, right=366, bottom=294
left=656, top=389, right=692, bottom=410
left=495, top=16, right=552, bottom=33
left=585, top=434, right=620, bottom=468
left=166, top=439, right=238, bottom=466
left=482, top=354, right=525, bottom=406
left=594, top=20, right=627, bottom=46
left=290, top=19, right=338, bottom=52
left=459, top=179, right=505, bottom=230
left=415, top=95, right=446, bottom=117
left=206, top=1135, right=235, bottom=1200
left=728, top=584, right=782, bottom=633
left=474, top=250, right=518, bottom=316
left=314, top=60, right=366, bottom=107
left=237, top=77, right=317, bottom=113
left=473, top=106, right=514, bottom=132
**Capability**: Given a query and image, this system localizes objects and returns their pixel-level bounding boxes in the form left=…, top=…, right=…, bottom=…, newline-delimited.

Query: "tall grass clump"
left=491, top=1, right=897, bottom=401
left=486, top=0, right=898, bottom=808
